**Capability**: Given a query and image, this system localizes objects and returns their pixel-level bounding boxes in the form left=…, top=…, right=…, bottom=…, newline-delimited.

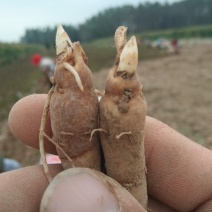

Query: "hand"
left=1, top=94, right=211, bottom=211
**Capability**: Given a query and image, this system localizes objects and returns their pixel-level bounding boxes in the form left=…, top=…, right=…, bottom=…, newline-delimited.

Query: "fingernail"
left=41, top=168, right=120, bottom=212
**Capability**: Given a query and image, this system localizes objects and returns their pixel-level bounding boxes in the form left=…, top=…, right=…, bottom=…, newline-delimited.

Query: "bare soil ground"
left=1, top=39, right=212, bottom=166
left=94, top=39, right=212, bottom=148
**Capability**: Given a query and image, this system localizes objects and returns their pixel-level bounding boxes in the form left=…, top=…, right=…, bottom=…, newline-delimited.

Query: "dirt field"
left=0, top=39, right=212, bottom=166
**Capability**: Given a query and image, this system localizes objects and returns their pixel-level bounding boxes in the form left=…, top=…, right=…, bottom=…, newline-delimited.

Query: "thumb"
left=40, top=168, right=146, bottom=212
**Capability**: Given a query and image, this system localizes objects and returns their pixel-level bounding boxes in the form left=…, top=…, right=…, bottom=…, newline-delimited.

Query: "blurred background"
left=0, top=0, right=212, bottom=169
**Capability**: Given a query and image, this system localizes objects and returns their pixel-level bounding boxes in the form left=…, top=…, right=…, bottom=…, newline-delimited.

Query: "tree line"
left=20, top=0, right=212, bottom=47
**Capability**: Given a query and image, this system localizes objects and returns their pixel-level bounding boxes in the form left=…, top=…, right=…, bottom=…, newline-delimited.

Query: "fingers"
left=0, top=164, right=174, bottom=212
left=0, top=164, right=63, bottom=212
left=41, top=168, right=145, bottom=211
left=9, top=94, right=56, bottom=154
left=9, top=94, right=212, bottom=211
left=148, top=196, right=177, bottom=212
left=145, top=117, right=212, bottom=211
left=194, top=199, right=212, bottom=211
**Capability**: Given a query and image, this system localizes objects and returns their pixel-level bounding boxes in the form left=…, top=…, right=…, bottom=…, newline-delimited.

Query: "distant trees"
left=20, top=0, right=212, bottom=46
left=20, top=25, right=79, bottom=49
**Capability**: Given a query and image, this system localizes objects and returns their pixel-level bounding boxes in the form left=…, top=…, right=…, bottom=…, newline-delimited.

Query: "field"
left=138, top=24, right=212, bottom=40
left=93, top=39, right=212, bottom=147
left=0, top=41, right=165, bottom=166
left=0, top=38, right=211, bottom=167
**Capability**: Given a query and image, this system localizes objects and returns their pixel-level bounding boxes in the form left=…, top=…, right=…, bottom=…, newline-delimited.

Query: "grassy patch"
left=138, top=24, right=212, bottom=40
left=0, top=43, right=44, bottom=66
left=82, top=39, right=166, bottom=72
left=0, top=40, right=165, bottom=122
left=0, top=56, right=42, bottom=119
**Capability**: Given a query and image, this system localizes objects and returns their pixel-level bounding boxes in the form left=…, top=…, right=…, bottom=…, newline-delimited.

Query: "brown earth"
left=0, top=39, right=212, bottom=166
left=94, top=39, right=212, bottom=148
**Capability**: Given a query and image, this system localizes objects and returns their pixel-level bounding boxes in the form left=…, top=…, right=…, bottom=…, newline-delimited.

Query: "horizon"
left=1, top=0, right=181, bottom=43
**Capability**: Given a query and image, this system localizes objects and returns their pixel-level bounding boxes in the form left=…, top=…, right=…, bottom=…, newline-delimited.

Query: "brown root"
left=39, top=87, right=54, bottom=182
left=63, top=62, right=84, bottom=91
left=43, top=132, right=75, bottom=168
left=115, top=131, right=132, bottom=140
left=60, top=132, right=74, bottom=136
left=89, top=128, right=108, bottom=141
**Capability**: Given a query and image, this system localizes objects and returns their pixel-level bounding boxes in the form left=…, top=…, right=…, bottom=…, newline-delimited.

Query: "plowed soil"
left=1, top=39, right=212, bottom=166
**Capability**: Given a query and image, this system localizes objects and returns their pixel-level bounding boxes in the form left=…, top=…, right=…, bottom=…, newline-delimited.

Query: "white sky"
left=0, top=0, right=180, bottom=42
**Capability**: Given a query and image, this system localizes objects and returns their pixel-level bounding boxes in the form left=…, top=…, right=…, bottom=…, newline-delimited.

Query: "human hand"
left=1, top=94, right=212, bottom=211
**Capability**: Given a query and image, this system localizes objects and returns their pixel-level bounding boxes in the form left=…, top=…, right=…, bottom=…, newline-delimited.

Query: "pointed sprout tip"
left=117, top=36, right=138, bottom=75
left=56, top=25, right=72, bottom=55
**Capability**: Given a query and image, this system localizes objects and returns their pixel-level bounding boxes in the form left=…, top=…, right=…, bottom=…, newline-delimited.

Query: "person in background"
left=0, top=156, right=21, bottom=173
left=171, top=38, right=179, bottom=54
left=31, top=54, right=55, bottom=88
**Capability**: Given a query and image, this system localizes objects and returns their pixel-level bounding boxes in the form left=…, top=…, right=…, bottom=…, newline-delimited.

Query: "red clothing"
left=31, top=53, right=42, bottom=66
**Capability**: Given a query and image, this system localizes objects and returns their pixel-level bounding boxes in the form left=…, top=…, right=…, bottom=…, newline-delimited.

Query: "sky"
left=0, top=0, right=180, bottom=43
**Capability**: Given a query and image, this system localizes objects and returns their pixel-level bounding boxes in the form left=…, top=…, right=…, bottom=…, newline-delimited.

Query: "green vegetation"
left=83, top=39, right=165, bottom=72
left=0, top=40, right=165, bottom=121
left=140, top=24, right=212, bottom=40
left=0, top=57, right=40, bottom=119
left=0, top=43, right=43, bottom=66
left=0, top=44, right=46, bottom=120
left=21, top=0, right=212, bottom=45
left=2, top=22, right=212, bottom=121
left=1, top=22, right=211, bottom=121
